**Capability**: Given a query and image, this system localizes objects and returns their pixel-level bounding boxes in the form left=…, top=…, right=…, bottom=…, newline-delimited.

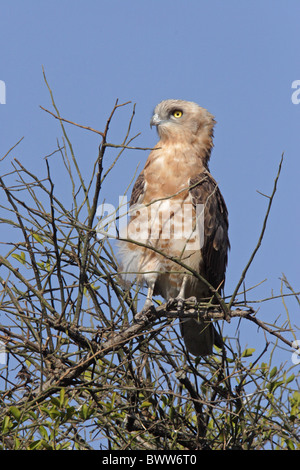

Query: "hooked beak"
left=150, top=113, right=161, bottom=129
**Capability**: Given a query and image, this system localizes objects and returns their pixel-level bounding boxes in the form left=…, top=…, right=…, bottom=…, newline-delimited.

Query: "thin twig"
left=228, top=153, right=284, bottom=309
left=0, top=136, right=24, bottom=162
left=40, top=105, right=105, bottom=138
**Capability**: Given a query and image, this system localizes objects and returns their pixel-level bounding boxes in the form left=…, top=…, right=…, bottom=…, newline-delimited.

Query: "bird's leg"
left=167, top=275, right=189, bottom=311
left=143, top=283, right=155, bottom=311
left=176, top=274, right=188, bottom=311
left=135, top=279, right=156, bottom=320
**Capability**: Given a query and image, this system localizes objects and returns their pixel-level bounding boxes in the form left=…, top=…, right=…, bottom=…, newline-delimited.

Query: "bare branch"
left=228, top=153, right=284, bottom=309
left=40, top=106, right=105, bottom=137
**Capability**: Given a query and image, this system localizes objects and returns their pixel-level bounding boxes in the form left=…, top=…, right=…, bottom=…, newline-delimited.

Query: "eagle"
left=118, top=99, right=230, bottom=356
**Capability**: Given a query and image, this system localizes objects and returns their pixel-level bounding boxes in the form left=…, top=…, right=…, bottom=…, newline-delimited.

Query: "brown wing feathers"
left=129, top=172, right=145, bottom=206
left=189, top=172, right=230, bottom=292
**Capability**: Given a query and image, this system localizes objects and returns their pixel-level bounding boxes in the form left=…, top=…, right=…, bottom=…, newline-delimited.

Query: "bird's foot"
left=135, top=299, right=155, bottom=321
left=185, top=296, right=197, bottom=306
left=166, top=297, right=176, bottom=310
left=143, top=298, right=154, bottom=312
left=166, top=296, right=185, bottom=312
left=176, top=297, right=185, bottom=313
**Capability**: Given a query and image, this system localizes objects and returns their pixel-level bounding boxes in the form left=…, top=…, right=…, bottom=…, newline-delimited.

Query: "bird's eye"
left=172, top=110, right=183, bottom=118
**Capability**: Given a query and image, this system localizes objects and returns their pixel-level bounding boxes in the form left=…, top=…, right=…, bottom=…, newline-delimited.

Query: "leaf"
left=39, top=426, right=49, bottom=440
left=50, top=397, right=60, bottom=407
left=261, top=362, right=269, bottom=376
left=289, top=391, right=300, bottom=420
left=32, top=232, right=44, bottom=245
left=29, top=440, right=44, bottom=450
left=140, top=401, right=152, bottom=408
left=49, top=408, right=61, bottom=419
left=14, top=438, right=21, bottom=450
left=66, top=406, right=76, bottom=419
left=80, top=403, right=94, bottom=420
left=2, top=416, right=11, bottom=434
left=169, top=406, right=175, bottom=420
left=242, top=348, right=255, bottom=357
left=58, top=441, right=72, bottom=450
left=269, top=366, right=277, bottom=379
left=292, top=391, right=300, bottom=403
left=9, top=406, right=21, bottom=421
left=59, top=388, right=66, bottom=407
left=286, top=374, right=295, bottom=384
left=12, top=252, right=26, bottom=265
left=267, top=380, right=284, bottom=394
left=80, top=404, right=89, bottom=420
left=285, top=439, right=295, bottom=450
left=90, top=283, right=100, bottom=290
left=45, top=260, right=51, bottom=272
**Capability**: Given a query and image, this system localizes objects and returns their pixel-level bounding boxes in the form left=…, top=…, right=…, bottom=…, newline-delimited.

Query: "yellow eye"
left=172, top=110, right=183, bottom=118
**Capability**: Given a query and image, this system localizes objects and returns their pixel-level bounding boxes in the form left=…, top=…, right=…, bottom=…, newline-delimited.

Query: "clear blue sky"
left=1, top=0, right=299, bottom=361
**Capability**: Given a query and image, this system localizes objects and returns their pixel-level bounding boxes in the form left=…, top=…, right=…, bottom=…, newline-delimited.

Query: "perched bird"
left=118, top=99, right=230, bottom=356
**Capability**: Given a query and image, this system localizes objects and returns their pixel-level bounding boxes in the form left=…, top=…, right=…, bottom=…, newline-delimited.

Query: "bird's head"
left=150, top=99, right=216, bottom=145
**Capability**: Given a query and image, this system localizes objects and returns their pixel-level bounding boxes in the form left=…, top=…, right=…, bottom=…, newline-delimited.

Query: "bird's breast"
left=143, top=145, right=203, bottom=202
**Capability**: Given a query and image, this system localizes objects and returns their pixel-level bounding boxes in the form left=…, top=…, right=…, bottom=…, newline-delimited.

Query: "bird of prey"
left=118, top=99, right=230, bottom=356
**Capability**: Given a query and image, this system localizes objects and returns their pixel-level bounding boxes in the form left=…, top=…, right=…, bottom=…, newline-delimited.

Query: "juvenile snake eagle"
left=118, top=99, right=230, bottom=356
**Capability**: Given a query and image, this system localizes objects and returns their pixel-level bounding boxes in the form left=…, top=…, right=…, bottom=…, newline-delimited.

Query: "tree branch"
left=228, top=153, right=284, bottom=309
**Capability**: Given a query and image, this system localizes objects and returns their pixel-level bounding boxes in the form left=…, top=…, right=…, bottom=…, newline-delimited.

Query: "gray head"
left=150, top=99, right=215, bottom=142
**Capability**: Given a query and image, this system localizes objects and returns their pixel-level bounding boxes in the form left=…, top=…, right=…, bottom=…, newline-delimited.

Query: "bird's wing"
left=129, top=172, right=146, bottom=207
left=189, top=171, right=230, bottom=291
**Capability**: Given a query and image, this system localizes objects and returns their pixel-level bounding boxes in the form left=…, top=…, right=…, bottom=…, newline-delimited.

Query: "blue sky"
left=1, top=0, right=299, bottom=361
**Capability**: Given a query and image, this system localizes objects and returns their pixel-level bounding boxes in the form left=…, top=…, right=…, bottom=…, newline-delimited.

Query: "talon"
left=166, top=297, right=176, bottom=310
left=135, top=302, right=156, bottom=322
left=142, top=298, right=154, bottom=311
left=176, top=297, right=184, bottom=312
left=186, top=296, right=197, bottom=305
left=166, top=296, right=185, bottom=312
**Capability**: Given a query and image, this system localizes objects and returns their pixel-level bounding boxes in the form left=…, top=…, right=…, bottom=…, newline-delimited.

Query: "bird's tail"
left=180, top=318, right=222, bottom=356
